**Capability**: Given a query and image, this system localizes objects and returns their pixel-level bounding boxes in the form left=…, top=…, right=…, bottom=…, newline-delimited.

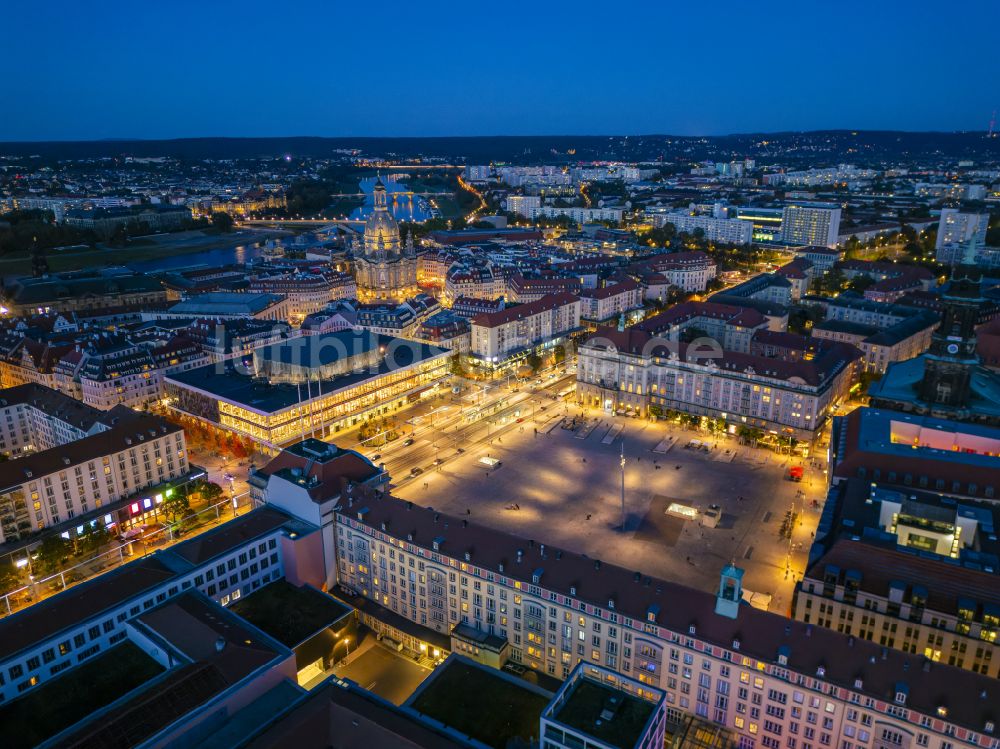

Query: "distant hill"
left=2, top=131, right=999, bottom=165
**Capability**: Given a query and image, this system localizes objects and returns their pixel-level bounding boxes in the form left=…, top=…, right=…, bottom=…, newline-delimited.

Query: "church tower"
left=916, top=266, right=984, bottom=409
left=353, top=176, right=418, bottom=302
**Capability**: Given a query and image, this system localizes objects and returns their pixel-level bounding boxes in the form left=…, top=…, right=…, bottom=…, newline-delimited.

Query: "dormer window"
left=895, top=691, right=907, bottom=705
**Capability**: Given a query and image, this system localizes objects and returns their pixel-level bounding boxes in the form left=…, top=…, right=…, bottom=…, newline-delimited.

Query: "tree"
left=198, top=481, right=224, bottom=504
left=449, top=353, right=465, bottom=377
left=526, top=351, right=542, bottom=372
left=0, top=561, right=22, bottom=594
left=76, top=522, right=112, bottom=556
left=212, top=212, right=235, bottom=233
left=35, top=535, right=71, bottom=577
left=552, top=344, right=566, bottom=365
left=163, top=490, right=191, bottom=523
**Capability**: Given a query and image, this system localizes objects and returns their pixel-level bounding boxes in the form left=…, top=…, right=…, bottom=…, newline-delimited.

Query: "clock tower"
left=916, top=266, right=984, bottom=409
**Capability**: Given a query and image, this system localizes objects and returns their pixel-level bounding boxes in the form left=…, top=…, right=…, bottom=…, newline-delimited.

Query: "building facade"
left=353, top=178, right=419, bottom=302
left=781, top=206, right=842, bottom=248
left=332, top=494, right=999, bottom=749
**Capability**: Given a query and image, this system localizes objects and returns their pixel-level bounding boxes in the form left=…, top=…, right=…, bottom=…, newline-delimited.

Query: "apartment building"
left=578, top=280, right=643, bottom=325
left=76, top=333, right=208, bottom=410
left=915, top=183, right=987, bottom=201
left=781, top=206, right=841, bottom=248
left=506, top=195, right=542, bottom=217
left=507, top=273, right=583, bottom=303
left=332, top=494, right=999, bottom=749
left=577, top=326, right=858, bottom=438
left=794, top=537, right=1000, bottom=679
left=935, top=209, right=988, bottom=261
left=534, top=206, right=625, bottom=224
left=813, top=314, right=937, bottom=375
left=636, top=252, right=719, bottom=294
left=444, top=262, right=504, bottom=304
left=0, top=412, right=188, bottom=543
left=0, top=383, right=117, bottom=457
left=651, top=212, right=753, bottom=245
left=185, top=317, right=293, bottom=362
left=634, top=302, right=774, bottom=353
left=248, top=271, right=356, bottom=324
left=469, top=292, right=581, bottom=372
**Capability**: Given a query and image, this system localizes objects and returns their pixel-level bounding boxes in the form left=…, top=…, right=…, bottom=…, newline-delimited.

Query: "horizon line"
left=0, top=128, right=994, bottom=146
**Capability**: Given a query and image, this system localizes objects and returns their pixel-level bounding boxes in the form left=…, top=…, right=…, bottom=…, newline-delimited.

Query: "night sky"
left=4, top=0, right=999, bottom=141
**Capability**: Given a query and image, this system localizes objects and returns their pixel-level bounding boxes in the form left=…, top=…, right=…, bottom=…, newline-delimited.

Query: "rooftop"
left=408, top=655, right=551, bottom=749
left=0, top=555, right=176, bottom=661
left=241, top=677, right=470, bottom=749
left=229, top=580, right=353, bottom=648
left=168, top=505, right=309, bottom=566
left=0, top=640, right=163, bottom=749
left=168, top=291, right=285, bottom=316
left=551, top=675, right=657, bottom=749
left=166, top=339, right=448, bottom=414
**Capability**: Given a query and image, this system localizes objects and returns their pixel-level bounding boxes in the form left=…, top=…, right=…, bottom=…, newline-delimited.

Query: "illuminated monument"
left=353, top=177, right=418, bottom=302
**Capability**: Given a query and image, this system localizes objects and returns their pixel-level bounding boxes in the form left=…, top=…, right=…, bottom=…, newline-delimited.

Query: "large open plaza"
left=389, top=385, right=826, bottom=612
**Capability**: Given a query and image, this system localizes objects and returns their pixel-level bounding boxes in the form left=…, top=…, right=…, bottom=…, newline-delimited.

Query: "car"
left=516, top=417, right=523, bottom=423
left=371, top=454, right=382, bottom=462
left=403, top=438, right=414, bottom=447
left=539, top=406, right=547, bottom=411
left=410, top=466, right=424, bottom=476
left=456, top=447, right=466, bottom=454
left=433, top=458, right=443, bottom=466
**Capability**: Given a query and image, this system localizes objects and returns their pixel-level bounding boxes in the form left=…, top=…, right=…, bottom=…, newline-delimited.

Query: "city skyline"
left=4, top=0, right=1000, bottom=141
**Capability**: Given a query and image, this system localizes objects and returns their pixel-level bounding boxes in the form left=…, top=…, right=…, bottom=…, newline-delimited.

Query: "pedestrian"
left=467, top=508, right=471, bottom=515
left=586, top=513, right=592, bottom=520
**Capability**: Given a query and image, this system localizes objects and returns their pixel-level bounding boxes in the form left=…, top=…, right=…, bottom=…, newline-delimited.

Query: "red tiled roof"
left=471, top=292, right=579, bottom=328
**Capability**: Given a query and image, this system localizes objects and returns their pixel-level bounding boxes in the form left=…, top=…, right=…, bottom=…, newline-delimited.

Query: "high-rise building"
left=935, top=208, right=989, bottom=264
left=506, top=195, right=541, bottom=218
left=780, top=205, right=841, bottom=248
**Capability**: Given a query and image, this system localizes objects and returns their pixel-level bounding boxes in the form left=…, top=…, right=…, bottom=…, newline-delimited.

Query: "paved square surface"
left=394, top=408, right=826, bottom=614
left=333, top=643, right=432, bottom=705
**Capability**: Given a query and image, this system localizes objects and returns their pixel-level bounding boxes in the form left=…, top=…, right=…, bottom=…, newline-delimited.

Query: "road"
left=338, top=367, right=577, bottom=487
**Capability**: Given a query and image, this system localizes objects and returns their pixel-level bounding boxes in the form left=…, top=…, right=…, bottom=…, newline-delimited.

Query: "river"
left=126, top=238, right=269, bottom=273
left=350, top=176, right=436, bottom=222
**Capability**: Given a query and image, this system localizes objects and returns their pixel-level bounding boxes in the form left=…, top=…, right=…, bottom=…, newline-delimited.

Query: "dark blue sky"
left=4, top=0, right=999, bottom=141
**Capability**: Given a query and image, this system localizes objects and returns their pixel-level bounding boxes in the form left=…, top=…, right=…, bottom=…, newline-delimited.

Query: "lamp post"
left=620, top=439, right=626, bottom=532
